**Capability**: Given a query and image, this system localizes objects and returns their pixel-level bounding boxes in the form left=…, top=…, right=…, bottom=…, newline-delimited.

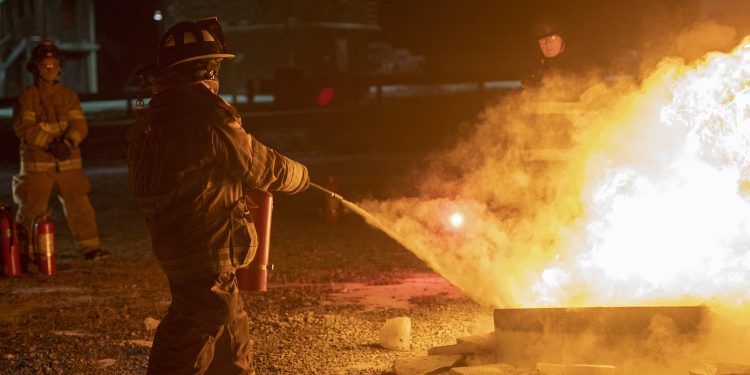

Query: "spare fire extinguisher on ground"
left=17, top=225, right=30, bottom=272
left=322, top=176, right=342, bottom=224
left=237, top=190, right=274, bottom=292
left=1, top=203, right=22, bottom=277
left=33, top=214, right=56, bottom=276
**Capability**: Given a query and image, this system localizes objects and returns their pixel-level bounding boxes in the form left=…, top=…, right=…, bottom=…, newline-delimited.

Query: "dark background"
left=92, top=0, right=750, bottom=95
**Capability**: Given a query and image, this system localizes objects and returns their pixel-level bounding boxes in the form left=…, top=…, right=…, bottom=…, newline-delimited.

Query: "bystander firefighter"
left=127, top=17, right=309, bottom=374
left=11, top=40, right=108, bottom=261
left=522, top=16, right=579, bottom=89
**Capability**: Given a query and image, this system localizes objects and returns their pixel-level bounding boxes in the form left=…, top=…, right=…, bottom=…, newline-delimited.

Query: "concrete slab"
left=394, top=354, right=462, bottom=375
left=493, top=306, right=707, bottom=369
left=457, top=333, right=496, bottom=351
left=428, top=342, right=476, bottom=356
left=689, top=361, right=750, bottom=375
left=449, top=363, right=527, bottom=375
left=537, top=362, right=616, bottom=375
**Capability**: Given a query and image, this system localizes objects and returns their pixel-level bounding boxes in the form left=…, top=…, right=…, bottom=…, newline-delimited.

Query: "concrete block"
left=493, top=306, right=707, bottom=368
left=537, top=362, right=616, bottom=375
left=449, top=363, right=527, bottom=375
left=394, top=354, right=462, bottom=375
left=457, top=332, right=496, bottom=351
left=380, top=317, right=412, bottom=351
left=457, top=332, right=497, bottom=365
left=428, top=342, right=476, bottom=356
left=689, top=361, right=750, bottom=375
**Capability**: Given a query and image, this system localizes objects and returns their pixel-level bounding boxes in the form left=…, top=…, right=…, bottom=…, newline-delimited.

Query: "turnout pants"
left=147, top=272, right=254, bottom=375
left=12, top=169, right=101, bottom=253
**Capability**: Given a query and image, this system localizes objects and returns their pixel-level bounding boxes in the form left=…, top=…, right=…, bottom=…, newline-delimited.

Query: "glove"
left=47, top=138, right=72, bottom=161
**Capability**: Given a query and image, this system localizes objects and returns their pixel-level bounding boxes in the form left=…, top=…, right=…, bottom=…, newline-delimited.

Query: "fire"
left=362, top=32, right=750, bottom=311
left=545, top=40, right=750, bottom=307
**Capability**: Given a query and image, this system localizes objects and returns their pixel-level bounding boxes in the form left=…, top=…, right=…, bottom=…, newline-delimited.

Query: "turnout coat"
left=127, top=82, right=308, bottom=283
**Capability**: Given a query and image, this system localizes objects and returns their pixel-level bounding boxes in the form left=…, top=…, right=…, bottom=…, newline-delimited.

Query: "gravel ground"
left=0, top=155, right=492, bottom=375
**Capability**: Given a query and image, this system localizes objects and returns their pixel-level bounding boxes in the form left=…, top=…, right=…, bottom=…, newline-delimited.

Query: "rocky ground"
left=0, top=152, right=494, bottom=375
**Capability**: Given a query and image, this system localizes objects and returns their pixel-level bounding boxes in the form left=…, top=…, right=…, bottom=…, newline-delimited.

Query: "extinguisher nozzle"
left=310, top=182, right=344, bottom=201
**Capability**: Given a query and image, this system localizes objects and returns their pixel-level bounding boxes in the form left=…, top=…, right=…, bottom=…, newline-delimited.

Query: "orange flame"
left=362, top=35, right=750, bottom=311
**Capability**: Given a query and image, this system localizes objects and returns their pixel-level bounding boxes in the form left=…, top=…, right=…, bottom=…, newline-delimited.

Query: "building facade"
left=0, top=0, right=99, bottom=97
left=161, top=0, right=380, bottom=107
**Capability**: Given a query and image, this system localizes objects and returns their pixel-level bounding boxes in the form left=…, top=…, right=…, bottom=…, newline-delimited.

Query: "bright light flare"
left=448, top=212, right=465, bottom=228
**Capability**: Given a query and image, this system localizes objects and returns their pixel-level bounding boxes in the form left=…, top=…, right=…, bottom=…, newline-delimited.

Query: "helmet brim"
left=138, top=53, right=235, bottom=78
left=159, top=53, right=235, bottom=73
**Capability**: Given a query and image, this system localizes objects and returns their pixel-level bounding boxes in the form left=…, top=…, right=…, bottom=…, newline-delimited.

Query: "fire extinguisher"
left=32, top=215, right=56, bottom=276
left=17, top=225, right=30, bottom=272
left=237, top=190, right=274, bottom=292
left=322, top=176, right=342, bottom=224
left=0, top=204, right=22, bottom=277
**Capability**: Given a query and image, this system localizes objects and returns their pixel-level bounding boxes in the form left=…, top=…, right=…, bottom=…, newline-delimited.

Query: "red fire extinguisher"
left=17, top=225, right=30, bottom=272
left=1, top=204, right=22, bottom=277
left=322, top=176, right=342, bottom=224
left=33, top=215, right=56, bottom=276
left=237, top=190, right=274, bottom=292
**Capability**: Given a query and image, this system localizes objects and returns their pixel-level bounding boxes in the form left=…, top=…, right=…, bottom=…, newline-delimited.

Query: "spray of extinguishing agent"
left=33, top=214, right=56, bottom=276
left=0, top=204, right=22, bottom=277
left=309, top=182, right=414, bottom=251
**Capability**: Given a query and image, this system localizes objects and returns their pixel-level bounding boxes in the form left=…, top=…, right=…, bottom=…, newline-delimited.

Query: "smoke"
left=360, top=69, right=643, bottom=308
left=672, top=20, right=738, bottom=62
left=632, top=6, right=741, bottom=75
left=359, top=20, right=750, bottom=366
left=361, top=24, right=750, bottom=306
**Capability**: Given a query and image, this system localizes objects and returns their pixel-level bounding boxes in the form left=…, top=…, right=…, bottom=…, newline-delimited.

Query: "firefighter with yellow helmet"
left=127, top=17, right=309, bottom=374
left=11, top=40, right=108, bottom=261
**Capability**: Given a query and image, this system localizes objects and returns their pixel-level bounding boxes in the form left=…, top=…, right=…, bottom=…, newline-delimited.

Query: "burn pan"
left=494, top=305, right=708, bottom=369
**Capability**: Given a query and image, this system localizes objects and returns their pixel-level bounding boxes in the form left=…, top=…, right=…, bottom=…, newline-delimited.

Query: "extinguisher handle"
left=310, top=182, right=344, bottom=201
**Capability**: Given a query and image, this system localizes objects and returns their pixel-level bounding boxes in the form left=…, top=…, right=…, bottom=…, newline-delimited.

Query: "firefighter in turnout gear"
left=127, top=17, right=309, bottom=374
left=11, top=40, right=108, bottom=261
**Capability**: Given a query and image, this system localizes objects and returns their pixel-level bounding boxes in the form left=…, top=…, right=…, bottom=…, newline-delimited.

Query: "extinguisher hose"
left=310, top=182, right=344, bottom=201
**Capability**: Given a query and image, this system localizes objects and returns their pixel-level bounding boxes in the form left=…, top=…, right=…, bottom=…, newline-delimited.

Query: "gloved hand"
left=47, top=138, right=72, bottom=161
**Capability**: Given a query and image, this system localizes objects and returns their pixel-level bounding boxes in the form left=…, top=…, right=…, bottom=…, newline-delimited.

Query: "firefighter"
left=127, top=17, right=309, bottom=374
left=11, top=40, right=108, bottom=261
left=522, top=17, right=576, bottom=88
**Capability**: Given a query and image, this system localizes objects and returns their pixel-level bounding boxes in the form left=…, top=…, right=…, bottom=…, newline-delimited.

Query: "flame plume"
left=362, top=33, right=750, bottom=311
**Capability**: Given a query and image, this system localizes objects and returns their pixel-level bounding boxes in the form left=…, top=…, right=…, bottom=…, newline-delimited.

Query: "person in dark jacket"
left=127, top=17, right=309, bottom=374
left=522, top=17, right=579, bottom=89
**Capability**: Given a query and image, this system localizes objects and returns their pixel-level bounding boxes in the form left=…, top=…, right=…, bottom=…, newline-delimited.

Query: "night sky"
left=94, top=0, right=161, bottom=95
